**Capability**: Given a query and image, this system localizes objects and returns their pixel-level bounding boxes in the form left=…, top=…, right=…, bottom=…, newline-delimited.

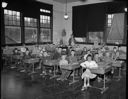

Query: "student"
left=13, top=48, right=20, bottom=55
left=97, top=49, right=104, bottom=58
left=57, top=54, right=71, bottom=81
left=23, top=48, right=31, bottom=59
left=40, top=51, right=51, bottom=75
left=112, top=46, right=119, bottom=58
left=81, top=47, right=87, bottom=56
left=68, top=34, right=76, bottom=46
left=80, top=55, right=98, bottom=91
left=83, top=50, right=92, bottom=61
left=68, top=50, right=78, bottom=64
left=102, top=52, right=113, bottom=64
left=21, top=48, right=32, bottom=72
left=93, top=53, right=101, bottom=63
left=52, top=47, right=62, bottom=60
left=68, top=50, right=79, bottom=76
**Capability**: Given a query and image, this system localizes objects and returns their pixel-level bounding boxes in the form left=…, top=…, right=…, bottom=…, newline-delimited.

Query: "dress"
left=80, top=61, right=98, bottom=79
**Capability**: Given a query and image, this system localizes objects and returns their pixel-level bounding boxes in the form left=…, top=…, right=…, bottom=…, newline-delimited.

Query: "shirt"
left=80, top=61, right=98, bottom=69
left=68, top=56, right=78, bottom=64
left=59, top=59, right=68, bottom=66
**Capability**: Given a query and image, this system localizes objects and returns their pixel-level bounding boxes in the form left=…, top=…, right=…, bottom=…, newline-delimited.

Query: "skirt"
left=81, top=69, right=97, bottom=79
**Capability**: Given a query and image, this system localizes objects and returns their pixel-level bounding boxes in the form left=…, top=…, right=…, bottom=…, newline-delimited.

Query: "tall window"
left=106, top=13, right=125, bottom=44
left=4, top=9, right=21, bottom=44
left=40, top=15, right=52, bottom=42
left=24, top=17, right=37, bottom=43
left=107, top=14, right=114, bottom=27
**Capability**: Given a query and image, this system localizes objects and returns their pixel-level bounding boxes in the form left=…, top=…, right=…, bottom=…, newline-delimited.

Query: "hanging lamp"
left=64, top=0, right=69, bottom=20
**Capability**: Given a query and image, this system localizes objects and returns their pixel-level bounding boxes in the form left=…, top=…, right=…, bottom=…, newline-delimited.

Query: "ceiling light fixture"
left=2, top=2, right=8, bottom=8
left=64, top=0, right=69, bottom=20
left=124, top=8, right=127, bottom=12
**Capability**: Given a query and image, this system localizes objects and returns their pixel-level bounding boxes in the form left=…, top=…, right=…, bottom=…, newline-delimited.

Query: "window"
left=40, top=15, right=52, bottom=42
left=3, top=3, right=53, bottom=46
left=107, top=14, right=114, bottom=27
left=4, top=9, right=21, bottom=44
left=40, top=9, right=51, bottom=13
left=106, top=13, right=125, bottom=44
left=24, top=17, right=37, bottom=43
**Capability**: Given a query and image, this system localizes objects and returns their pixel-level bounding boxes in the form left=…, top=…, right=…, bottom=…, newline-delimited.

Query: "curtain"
left=107, top=13, right=125, bottom=44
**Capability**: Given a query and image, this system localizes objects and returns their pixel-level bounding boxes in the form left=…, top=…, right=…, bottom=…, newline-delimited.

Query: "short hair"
left=87, top=54, right=92, bottom=59
left=71, top=50, right=75, bottom=52
left=113, top=47, right=117, bottom=49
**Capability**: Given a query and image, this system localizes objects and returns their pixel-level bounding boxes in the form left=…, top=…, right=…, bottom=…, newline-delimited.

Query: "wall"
left=37, top=0, right=66, bottom=45
left=64, top=0, right=112, bottom=40
left=64, top=0, right=126, bottom=53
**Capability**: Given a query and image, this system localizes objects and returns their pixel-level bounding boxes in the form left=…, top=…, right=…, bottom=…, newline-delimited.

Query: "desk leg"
left=69, top=70, right=79, bottom=85
left=29, top=63, right=36, bottom=74
left=114, top=67, right=122, bottom=81
left=116, top=67, right=122, bottom=81
left=100, top=74, right=109, bottom=94
left=89, top=74, right=109, bottom=94
left=50, top=65, right=58, bottom=79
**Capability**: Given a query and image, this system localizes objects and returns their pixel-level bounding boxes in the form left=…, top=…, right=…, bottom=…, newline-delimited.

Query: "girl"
left=57, top=54, right=70, bottom=81
left=80, top=55, right=98, bottom=91
left=68, top=50, right=78, bottom=64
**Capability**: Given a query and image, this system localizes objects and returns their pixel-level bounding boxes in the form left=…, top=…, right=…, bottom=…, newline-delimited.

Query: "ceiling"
left=53, top=0, right=126, bottom=3
left=37, top=0, right=113, bottom=4
left=36, top=0, right=126, bottom=4
left=54, top=0, right=82, bottom=3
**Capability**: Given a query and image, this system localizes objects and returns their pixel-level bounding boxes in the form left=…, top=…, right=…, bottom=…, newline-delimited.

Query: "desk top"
left=60, top=63, right=80, bottom=70
left=90, top=62, right=112, bottom=74
left=24, top=58, right=40, bottom=64
left=43, top=59, right=59, bottom=66
left=12, top=55, right=22, bottom=59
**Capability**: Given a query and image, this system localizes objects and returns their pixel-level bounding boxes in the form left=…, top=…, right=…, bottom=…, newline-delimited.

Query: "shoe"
left=81, top=86, right=87, bottom=91
left=57, top=78, right=61, bottom=81
left=87, top=84, right=91, bottom=87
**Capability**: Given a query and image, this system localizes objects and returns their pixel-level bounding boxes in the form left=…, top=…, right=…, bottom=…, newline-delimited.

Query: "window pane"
left=4, top=9, right=20, bottom=26
left=40, top=28, right=51, bottom=42
left=40, top=15, right=51, bottom=28
left=108, top=19, right=111, bottom=24
left=24, top=17, right=37, bottom=27
left=25, top=28, right=37, bottom=43
left=5, top=26, right=21, bottom=44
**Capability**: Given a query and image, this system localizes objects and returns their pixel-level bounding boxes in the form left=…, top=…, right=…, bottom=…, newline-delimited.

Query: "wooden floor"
left=1, top=65, right=126, bottom=99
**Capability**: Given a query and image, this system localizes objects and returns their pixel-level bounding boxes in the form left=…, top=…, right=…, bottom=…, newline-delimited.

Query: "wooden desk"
left=61, top=63, right=80, bottom=85
left=89, top=62, right=112, bottom=94
left=43, top=59, right=59, bottom=79
left=11, top=55, right=23, bottom=69
left=23, top=58, right=40, bottom=74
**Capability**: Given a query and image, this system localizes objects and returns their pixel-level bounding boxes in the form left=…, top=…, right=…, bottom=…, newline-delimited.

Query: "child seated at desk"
left=102, top=52, right=113, bottom=64
left=57, top=54, right=71, bottom=81
left=52, top=47, right=62, bottom=60
left=20, top=48, right=32, bottom=72
left=13, top=48, right=20, bottom=55
left=68, top=50, right=79, bottom=76
left=83, top=50, right=92, bottom=61
left=93, top=53, right=101, bottom=63
left=81, top=47, right=87, bottom=57
left=68, top=50, right=78, bottom=64
left=23, top=48, right=32, bottom=59
left=80, top=55, right=98, bottom=91
left=40, top=51, right=51, bottom=75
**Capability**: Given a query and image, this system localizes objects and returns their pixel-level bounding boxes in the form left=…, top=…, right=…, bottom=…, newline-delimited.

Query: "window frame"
left=4, top=9, right=22, bottom=45
left=2, top=6, right=53, bottom=46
